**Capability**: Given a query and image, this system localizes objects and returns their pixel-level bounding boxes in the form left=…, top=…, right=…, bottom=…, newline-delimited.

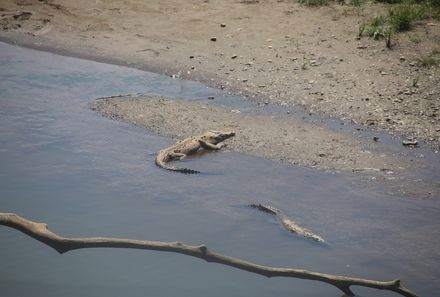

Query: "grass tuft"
left=363, top=16, right=388, bottom=39
left=388, top=1, right=425, bottom=32
left=431, top=48, right=440, bottom=55
left=358, top=0, right=435, bottom=48
left=417, top=55, right=438, bottom=67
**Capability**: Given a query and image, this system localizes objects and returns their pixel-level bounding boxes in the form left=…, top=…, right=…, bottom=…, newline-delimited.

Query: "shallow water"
left=0, top=42, right=439, bottom=297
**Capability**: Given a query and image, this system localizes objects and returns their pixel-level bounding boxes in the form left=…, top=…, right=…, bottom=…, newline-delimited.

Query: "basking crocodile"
left=249, top=203, right=325, bottom=243
left=155, top=130, right=235, bottom=174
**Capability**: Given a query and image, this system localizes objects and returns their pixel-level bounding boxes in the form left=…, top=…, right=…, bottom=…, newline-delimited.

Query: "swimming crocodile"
left=249, top=203, right=325, bottom=243
left=155, top=130, right=235, bottom=174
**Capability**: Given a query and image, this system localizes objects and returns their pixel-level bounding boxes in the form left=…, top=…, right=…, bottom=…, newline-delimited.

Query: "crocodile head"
left=202, top=130, right=235, bottom=144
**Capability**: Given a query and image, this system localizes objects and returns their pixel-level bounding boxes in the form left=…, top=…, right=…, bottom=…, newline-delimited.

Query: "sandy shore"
left=90, top=94, right=440, bottom=198
left=1, top=0, right=439, bottom=197
left=1, top=0, right=439, bottom=148
left=90, top=94, right=406, bottom=172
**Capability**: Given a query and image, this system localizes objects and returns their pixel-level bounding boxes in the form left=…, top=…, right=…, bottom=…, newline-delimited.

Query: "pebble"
left=220, top=23, right=226, bottom=27
left=210, top=37, right=217, bottom=42
left=402, top=138, right=418, bottom=146
left=231, top=54, right=238, bottom=59
left=208, top=96, right=215, bottom=100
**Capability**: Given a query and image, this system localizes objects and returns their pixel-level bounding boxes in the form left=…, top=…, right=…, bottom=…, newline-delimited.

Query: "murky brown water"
left=0, top=42, right=439, bottom=297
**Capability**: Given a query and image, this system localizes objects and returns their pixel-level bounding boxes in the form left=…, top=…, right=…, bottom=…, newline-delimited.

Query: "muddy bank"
left=91, top=94, right=440, bottom=198
left=1, top=0, right=439, bottom=198
left=0, top=0, right=439, bottom=151
left=90, top=94, right=408, bottom=174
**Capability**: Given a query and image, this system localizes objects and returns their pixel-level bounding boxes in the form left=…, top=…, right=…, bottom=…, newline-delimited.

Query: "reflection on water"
left=0, top=42, right=439, bottom=297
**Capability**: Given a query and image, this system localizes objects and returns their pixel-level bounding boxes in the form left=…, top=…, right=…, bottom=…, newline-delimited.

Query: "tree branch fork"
left=0, top=213, right=419, bottom=297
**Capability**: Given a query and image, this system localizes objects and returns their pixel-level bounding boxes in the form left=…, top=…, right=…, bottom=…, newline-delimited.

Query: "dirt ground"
left=0, top=0, right=439, bottom=196
left=1, top=0, right=439, bottom=145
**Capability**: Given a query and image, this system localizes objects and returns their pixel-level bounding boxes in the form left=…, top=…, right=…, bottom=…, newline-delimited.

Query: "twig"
left=0, top=212, right=419, bottom=297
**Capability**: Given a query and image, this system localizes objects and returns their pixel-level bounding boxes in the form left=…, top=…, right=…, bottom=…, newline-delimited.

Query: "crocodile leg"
left=198, top=140, right=226, bottom=150
left=170, top=152, right=186, bottom=160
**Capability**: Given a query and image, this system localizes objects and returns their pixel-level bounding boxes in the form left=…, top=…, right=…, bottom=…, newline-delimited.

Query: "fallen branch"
left=0, top=213, right=418, bottom=297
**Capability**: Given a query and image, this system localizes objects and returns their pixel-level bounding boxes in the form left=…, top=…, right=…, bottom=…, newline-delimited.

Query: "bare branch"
left=0, top=213, right=419, bottom=297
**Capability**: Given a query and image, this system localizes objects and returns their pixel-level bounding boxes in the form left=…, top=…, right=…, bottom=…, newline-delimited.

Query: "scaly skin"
left=249, top=203, right=325, bottom=243
left=155, top=130, right=235, bottom=174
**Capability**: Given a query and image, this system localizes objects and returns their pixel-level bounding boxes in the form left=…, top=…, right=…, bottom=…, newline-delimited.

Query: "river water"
left=0, top=42, right=439, bottom=297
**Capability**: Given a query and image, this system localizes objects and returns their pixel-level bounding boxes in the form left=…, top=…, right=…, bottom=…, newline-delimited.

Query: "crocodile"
left=155, top=130, right=235, bottom=174
left=249, top=203, right=325, bottom=243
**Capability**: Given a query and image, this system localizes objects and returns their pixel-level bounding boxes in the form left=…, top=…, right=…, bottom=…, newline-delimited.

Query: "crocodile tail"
left=248, top=203, right=280, bottom=215
left=155, top=159, right=200, bottom=174
left=173, top=167, right=200, bottom=174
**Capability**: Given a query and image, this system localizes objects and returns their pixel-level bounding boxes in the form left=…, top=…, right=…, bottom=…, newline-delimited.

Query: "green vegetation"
left=389, top=1, right=426, bottom=31
left=294, top=0, right=440, bottom=49
left=352, top=0, right=365, bottom=7
left=384, top=27, right=393, bottom=48
left=416, top=49, right=440, bottom=67
left=360, top=1, right=427, bottom=37
left=372, top=0, right=439, bottom=20
left=409, top=34, right=422, bottom=44
left=295, top=0, right=440, bottom=19
left=363, top=16, right=387, bottom=39
left=301, top=57, right=309, bottom=70
left=412, top=76, right=419, bottom=87
left=356, top=0, right=440, bottom=48
left=431, top=48, right=440, bottom=55
left=417, top=55, right=438, bottom=67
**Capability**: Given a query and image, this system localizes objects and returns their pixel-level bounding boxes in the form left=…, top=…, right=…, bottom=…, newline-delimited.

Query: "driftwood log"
left=0, top=213, right=418, bottom=297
